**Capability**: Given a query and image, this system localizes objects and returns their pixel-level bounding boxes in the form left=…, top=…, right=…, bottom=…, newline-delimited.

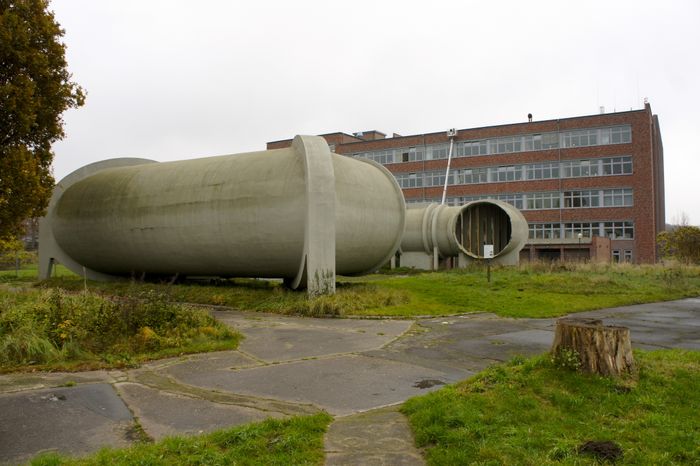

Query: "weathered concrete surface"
left=0, top=298, right=697, bottom=464
left=211, top=310, right=413, bottom=362
left=186, top=354, right=448, bottom=416
left=162, top=315, right=429, bottom=416
left=0, top=384, right=133, bottom=464
left=574, top=298, right=700, bottom=350
left=0, top=369, right=119, bottom=394
left=115, top=382, right=282, bottom=441
left=325, top=406, right=425, bottom=466
left=39, top=136, right=406, bottom=295
left=363, top=314, right=552, bottom=380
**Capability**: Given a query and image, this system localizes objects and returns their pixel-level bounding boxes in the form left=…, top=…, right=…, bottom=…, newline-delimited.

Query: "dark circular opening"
left=455, top=202, right=512, bottom=258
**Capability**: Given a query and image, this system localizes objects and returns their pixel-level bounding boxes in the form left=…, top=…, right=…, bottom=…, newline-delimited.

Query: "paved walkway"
left=0, top=298, right=698, bottom=464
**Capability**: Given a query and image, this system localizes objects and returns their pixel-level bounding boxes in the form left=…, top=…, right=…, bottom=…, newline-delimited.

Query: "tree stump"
left=551, top=318, right=635, bottom=377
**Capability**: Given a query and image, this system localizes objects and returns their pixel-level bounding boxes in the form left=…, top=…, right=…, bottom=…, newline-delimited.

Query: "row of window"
left=528, top=221, right=635, bottom=240
left=402, top=188, right=633, bottom=211
left=397, top=156, right=633, bottom=187
left=613, top=249, right=634, bottom=262
left=353, top=125, right=632, bottom=163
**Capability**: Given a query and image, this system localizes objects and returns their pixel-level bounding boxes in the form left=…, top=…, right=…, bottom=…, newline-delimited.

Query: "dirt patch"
left=578, top=440, right=623, bottom=462
left=412, top=379, right=445, bottom=389
left=124, top=421, right=152, bottom=443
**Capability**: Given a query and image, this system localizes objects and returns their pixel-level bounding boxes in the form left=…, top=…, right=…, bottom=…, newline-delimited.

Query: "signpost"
left=484, top=244, right=494, bottom=283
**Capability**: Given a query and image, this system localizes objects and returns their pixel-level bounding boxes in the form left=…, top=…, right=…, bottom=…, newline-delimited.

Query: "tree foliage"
left=0, top=0, right=85, bottom=242
left=657, top=226, right=700, bottom=264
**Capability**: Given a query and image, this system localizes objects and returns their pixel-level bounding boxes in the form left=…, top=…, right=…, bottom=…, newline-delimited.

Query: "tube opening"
left=455, top=202, right=513, bottom=258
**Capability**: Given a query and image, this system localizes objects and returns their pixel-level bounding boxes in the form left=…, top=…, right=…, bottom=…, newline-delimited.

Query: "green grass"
left=4, top=262, right=700, bottom=318
left=402, top=350, right=700, bottom=465
left=362, top=262, right=700, bottom=317
left=17, top=262, right=700, bottom=319
left=0, top=288, right=241, bottom=372
left=30, top=412, right=333, bottom=465
left=0, top=262, right=74, bottom=284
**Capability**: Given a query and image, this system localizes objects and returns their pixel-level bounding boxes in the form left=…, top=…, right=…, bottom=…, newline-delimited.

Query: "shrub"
left=0, top=289, right=239, bottom=370
left=658, top=226, right=700, bottom=264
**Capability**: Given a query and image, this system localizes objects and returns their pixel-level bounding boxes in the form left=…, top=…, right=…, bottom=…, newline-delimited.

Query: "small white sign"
left=483, top=244, right=495, bottom=259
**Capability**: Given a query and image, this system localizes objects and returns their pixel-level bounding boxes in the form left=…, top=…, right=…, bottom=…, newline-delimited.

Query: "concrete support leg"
left=38, top=217, right=54, bottom=280
left=400, top=252, right=433, bottom=270
left=457, top=252, right=471, bottom=269
left=291, top=136, right=337, bottom=296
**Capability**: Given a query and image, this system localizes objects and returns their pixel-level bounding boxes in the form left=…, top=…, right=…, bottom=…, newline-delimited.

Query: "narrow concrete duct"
left=39, top=136, right=405, bottom=295
left=399, top=199, right=528, bottom=269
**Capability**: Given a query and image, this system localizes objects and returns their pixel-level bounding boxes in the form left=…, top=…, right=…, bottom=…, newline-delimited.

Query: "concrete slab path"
left=0, top=298, right=697, bottom=464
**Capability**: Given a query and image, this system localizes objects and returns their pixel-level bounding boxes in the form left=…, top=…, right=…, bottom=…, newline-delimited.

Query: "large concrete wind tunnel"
left=39, top=136, right=406, bottom=295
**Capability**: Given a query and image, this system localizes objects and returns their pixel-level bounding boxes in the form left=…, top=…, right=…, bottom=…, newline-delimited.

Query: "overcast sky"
left=50, top=0, right=700, bottom=224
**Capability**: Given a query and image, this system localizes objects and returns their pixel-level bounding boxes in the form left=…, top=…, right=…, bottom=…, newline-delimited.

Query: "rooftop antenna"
left=440, top=128, right=458, bottom=205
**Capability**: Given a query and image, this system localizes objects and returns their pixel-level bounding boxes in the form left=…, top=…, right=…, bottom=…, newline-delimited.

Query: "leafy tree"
left=0, top=0, right=85, bottom=242
left=657, top=226, right=700, bottom=264
left=0, top=236, right=30, bottom=268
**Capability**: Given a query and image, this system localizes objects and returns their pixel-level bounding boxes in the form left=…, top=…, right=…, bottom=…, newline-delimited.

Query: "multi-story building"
left=267, top=103, right=664, bottom=263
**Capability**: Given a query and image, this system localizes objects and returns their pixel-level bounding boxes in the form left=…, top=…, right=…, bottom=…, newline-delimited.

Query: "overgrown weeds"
left=0, top=288, right=240, bottom=372
left=38, top=278, right=410, bottom=317
left=550, top=347, right=582, bottom=371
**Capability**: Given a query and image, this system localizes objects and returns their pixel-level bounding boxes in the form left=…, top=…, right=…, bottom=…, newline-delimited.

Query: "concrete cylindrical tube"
left=39, top=136, right=405, bottom=294
left=400, top=199, right=528, bottom=267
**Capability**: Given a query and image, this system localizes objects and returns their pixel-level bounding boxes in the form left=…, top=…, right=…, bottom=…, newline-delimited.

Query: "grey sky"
left=50, top=0, right=700, bottom=224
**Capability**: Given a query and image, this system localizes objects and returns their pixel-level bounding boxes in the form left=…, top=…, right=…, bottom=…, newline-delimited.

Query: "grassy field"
left=366, top=263, right=700, bottom=317
left=30, top=412, right=332, bottom=466
left=10, top=262, right=700, bottom=318
left=0, top=287, right=240, bottom=372
left=402, top=350, right=700, bottom=465
left=0, top=261, right=75, bottom=283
